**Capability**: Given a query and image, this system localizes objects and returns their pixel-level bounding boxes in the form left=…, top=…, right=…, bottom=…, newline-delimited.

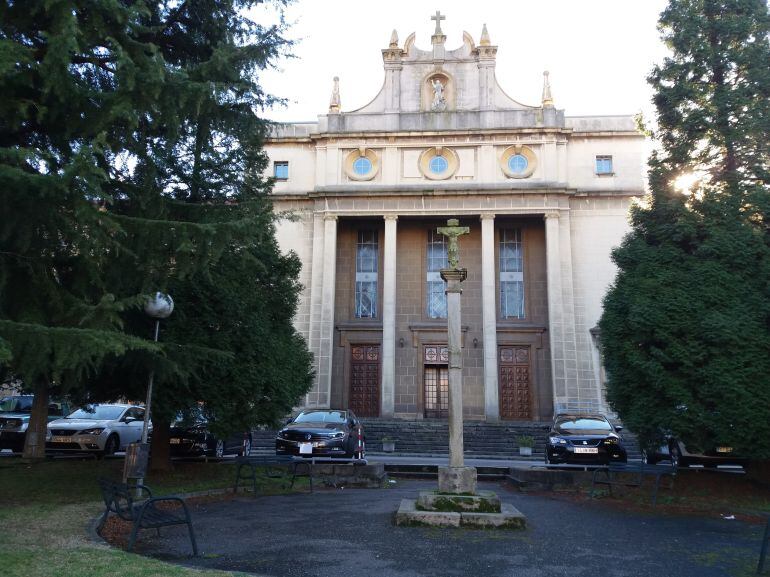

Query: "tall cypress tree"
left=0, top=1, right=312, bottom=459
left=599, top=0, right=770, bottom=463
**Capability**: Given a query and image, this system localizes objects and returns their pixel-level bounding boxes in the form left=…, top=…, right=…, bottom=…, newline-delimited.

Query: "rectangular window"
left=355, top=230, right=378, bottom=318
left=426, top=230, right=448, bottom=319
left=274, top=161, right=289, bottom=180
left=595, top=155, right=613, bottom=175
left=499, top=228, right=525, bottom=319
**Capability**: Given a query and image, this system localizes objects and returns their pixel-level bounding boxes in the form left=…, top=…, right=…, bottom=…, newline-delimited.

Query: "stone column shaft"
left=441, top=269, right=467, bottom=468
left=481, top=214, right=499, bottom=421
left=318, top=215, right=338, bottom=408
left=381, top=215, right=398, bottom=417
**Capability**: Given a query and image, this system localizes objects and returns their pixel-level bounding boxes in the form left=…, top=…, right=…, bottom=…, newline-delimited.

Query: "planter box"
left=382, top=441, right=395, bottom=453
left=518, top=447, right=533, bottom=457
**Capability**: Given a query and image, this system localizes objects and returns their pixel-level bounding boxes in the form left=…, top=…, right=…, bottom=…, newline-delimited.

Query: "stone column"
left=381, top=215, right=398, bottom=417
left=317, top=215, right=338, bottom=408
left=305, top=213, right=326, bottom=407
left=480, top=214, right=499, bottom=421
left=544, top=211, right=580, bottom=414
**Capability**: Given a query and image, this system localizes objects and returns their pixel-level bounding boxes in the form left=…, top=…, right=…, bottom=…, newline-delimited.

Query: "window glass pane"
left=274, top=162, right=289, bottom=179
left=499, top=229, right=525, bottom=318
left=596, top=156, right=613, bottom=174
left=426, top=230, right=448, bottom=318
left=353, top=157, right=372, bottom=175
left=429, top=155, right=448, bottom=174
left=355, top=230, right=378, bottom=318
left=508, top=154, right=528, bottom=174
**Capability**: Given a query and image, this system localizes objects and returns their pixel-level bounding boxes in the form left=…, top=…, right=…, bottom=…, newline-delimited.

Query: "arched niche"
left=421, top=70, right=454, bottom=112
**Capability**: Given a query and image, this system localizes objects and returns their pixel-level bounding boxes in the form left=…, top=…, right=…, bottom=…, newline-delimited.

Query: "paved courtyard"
left=134, top=479, right=763, bottom=577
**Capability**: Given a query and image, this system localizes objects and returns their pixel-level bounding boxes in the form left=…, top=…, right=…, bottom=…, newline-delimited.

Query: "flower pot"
left=382, top=441, right=395, bottom=453
left=519, top=446, right=533, bottom=457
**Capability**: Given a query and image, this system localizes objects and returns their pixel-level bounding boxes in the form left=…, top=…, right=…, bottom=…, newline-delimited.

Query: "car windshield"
left=0, top=397, right=32, bottom=413
left=293, top=411, right=347, bottom=424
left=555, top=417, right=612, bottom=432
left=67, top=405, right=125, bottom=420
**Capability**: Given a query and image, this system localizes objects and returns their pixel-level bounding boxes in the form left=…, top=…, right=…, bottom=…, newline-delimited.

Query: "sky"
left=251, top=0, right=671, bottom=123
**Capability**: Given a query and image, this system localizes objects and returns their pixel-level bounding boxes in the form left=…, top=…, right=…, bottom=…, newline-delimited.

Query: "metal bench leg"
left=127, top=523, right=141, bottom=552
left=758, top=519, right=770, bottom=574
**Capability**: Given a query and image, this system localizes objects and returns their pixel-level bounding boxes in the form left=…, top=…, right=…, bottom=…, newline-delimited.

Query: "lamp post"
left=141, top=292, right=174, bottom=444
left=125, top=293, right=173, bottom=489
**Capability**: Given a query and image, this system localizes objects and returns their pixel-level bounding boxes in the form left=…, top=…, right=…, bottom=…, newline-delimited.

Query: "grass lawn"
left=0, top=457, right=301, bottom=577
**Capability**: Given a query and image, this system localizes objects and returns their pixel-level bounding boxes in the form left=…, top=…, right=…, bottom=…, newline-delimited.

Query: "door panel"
left=349, top=345, right=380, bottom=417
left=498, top=346, right=531, bottom=420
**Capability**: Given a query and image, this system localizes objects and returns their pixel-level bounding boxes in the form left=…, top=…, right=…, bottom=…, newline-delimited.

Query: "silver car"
left=46, top=404, right=147, bottom=457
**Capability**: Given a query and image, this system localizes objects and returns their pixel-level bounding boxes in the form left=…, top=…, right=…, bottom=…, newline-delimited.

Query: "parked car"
left=276, top=409, right=365, bottom=459
left=46, top=404, right=147, bottom=457
left=545, top=413, right=627, bottom=465
left=169, top=415, right=252, bottom=459
left=0, top=395, right=73, bottom=453
left=642, top=438, right=748, bottom=468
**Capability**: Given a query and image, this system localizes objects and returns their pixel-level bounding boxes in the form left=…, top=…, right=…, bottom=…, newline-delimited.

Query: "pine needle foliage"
left=0, top=1, right=313, bottom=456
left=599, top=0, right=770, bottom=457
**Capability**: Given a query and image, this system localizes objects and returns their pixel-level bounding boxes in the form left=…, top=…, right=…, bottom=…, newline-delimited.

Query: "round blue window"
left=508, top=154, right=528, bottom=174
left=429, top=155, right=448, bottom=174
left=353, top=157, right=372, bottom=176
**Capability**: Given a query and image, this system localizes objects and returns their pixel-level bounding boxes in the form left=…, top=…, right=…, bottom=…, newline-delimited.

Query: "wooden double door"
left=349, top=345, right=380, bottom=417
left=498, top=346, right=531, bottom=420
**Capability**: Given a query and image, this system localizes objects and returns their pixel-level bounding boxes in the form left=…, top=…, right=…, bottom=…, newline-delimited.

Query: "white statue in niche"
left=431, top=78, right=447, bottom=111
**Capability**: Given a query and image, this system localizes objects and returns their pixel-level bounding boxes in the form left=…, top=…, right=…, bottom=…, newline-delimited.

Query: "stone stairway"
left=249, top=419, right=642, bottom=461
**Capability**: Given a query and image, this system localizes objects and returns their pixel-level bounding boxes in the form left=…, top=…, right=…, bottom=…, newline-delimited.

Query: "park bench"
left=234, top=455, right=368, bottom=494
left=96, top=478, right=198, bottom=555
left=590, top=461, right=677, bottom=506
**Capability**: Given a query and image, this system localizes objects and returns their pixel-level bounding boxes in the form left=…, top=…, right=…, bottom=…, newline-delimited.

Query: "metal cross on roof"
left=431, top=10, right=445, bottom=35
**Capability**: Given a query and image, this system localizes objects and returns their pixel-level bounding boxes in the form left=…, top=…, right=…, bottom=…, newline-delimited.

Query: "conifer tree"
left=0, top=1, right=313, bottom=459
left=599, top=0, right=770, bottom=463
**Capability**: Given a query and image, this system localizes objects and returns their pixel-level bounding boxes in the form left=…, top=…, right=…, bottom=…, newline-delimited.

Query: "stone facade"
left=265, top=14, right=644, bottom=421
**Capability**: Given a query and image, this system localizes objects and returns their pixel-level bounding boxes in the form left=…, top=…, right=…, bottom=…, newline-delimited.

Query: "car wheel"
left=101, top=434, right=119, bottom=459
left=213, top=439, right=225, bottom=459
left=241, top=437, right=252, bottom=457
left=669, top=443, right=682, bottom=468
left=641, top=449, right=658, bottom=465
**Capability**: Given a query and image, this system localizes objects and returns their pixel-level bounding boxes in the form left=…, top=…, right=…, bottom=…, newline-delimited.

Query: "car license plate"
left=170, top=438, right=181, bottom=444
left=574, top=447, right=598, bottom=454
left=716, top=446, right=733, bottom=453
left=299, top=442, right=313, bottom=454
left=51, top=436, right=70, bottom=443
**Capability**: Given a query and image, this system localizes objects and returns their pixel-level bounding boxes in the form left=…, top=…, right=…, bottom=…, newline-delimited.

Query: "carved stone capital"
left=324, top=214, right=338, bottom=222
left=543, top=212, right=560, bottom=220
left=384, top=214, right=399, bottom=222
left=480, top=213, right=496, bottom=221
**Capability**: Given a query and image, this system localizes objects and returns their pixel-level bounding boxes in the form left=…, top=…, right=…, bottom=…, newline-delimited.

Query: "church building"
left=265, top=14, right=644, bottom=422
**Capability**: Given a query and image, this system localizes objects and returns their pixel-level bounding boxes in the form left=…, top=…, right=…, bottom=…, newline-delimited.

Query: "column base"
left=438, top=466, right=478, bottom=495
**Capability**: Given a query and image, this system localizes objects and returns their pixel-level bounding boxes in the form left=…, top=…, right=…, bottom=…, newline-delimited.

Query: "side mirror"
left=615, top=425, right=624, bottom=432
left=123, top=416, right=137, bottom=423
left=542, top=425, right=551, bottom=431
left=285, top=417, right=293, bottom=425
left=350, top=419, right=358, bottom=427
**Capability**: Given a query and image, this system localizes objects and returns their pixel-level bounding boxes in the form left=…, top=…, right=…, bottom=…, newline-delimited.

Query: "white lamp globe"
left=144, top=292, right=174, bottom=319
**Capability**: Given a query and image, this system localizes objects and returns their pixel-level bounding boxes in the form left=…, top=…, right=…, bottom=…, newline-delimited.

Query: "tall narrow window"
left=426, top=230, right=448, bottom=319
left=355, top=230, right=378, bottom=318
left=500, top=228, right=525, bottom=319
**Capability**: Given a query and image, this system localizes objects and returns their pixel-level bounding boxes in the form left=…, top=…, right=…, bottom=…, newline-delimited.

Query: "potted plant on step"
left=517, top=435, right=534, bottom=457
left=381, top=436, right=395, bottom=453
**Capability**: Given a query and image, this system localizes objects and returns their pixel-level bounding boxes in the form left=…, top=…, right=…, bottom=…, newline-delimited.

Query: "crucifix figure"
left=431, top=10, right=445, bottom=35
left=437, top=219, right=469, bottom=270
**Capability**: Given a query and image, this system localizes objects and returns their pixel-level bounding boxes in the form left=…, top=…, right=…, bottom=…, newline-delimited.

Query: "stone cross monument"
left=436, top=219, right=477, bottom=494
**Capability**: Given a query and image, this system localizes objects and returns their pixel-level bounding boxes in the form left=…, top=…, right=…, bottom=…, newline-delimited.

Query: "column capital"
left=480, top=212, right=496, bottom=221
left=544, top=211, right=560, bottom=220
left=384, top=214, right=399, bottom=222
left=323, top=214, right=338, bottom=222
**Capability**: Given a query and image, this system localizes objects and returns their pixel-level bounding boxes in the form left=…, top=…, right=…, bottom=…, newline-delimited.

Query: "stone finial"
left=389, top=29, right=399, bottom=48
left=542, top=71, right=554, bottom=108
left=329, top=76, right=341, bottom=113
left=480, top=23, right=491, bottom=46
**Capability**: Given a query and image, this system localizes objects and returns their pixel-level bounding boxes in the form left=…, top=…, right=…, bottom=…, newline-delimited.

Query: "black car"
left=642, top=438, right=748, bottom=469
left=276, top=409, right=365, bottom=459
left=169, top=418, right=252, bottom=459
left=545, top=413, right=627, bottom=465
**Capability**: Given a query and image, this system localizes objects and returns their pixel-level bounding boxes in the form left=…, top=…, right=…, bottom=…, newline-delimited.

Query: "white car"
left=46, top=404, right=148, bottom=457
